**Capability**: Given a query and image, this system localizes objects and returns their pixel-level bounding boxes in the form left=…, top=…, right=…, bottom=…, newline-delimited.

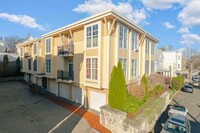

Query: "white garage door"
left=37, top=77, right=42, bottom=86
left=50, top=80, right=58, bottom=95
left=90, top=91, right=106, bottom=112
left=59, top=83, right=70, bottom=99
left=72, top=86, right=83, bottom=104
left=31, top=75, right=36, bottom=84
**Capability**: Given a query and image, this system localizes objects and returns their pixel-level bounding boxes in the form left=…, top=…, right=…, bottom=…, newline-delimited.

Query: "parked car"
left=182, top=84, right=193, bottom=93
left=161, top=114, right=191, bottom=133
left=168, top=104, right=188, bottom=117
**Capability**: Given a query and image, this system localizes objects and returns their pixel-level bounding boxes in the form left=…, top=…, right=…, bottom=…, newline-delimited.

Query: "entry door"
left=69, top=63, right=73, bottom=80
left=42, top=77, right=47, bottom=89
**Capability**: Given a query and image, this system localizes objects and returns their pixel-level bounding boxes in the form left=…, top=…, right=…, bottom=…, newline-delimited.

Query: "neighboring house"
left=155, top=49, right=170, bottom=76
left=0, top=37, right=4, bottom=53
left=17, top=9, right=158, bottom=112
left=162, top=51, right=182, bottom=77
left=0, top=53, right=19, bottom=62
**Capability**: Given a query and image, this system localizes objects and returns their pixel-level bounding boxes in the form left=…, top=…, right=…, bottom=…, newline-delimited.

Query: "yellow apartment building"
left=17, top=9, right=158, bottom=112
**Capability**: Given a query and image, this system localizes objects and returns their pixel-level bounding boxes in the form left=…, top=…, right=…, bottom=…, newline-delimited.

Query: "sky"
left=0, top=0, right=200, bottom=50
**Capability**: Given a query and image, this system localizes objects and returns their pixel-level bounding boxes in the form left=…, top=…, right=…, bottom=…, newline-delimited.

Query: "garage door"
left=59, top=83, right=70, bottom=99
left=37, top=77, right=42, bottom=86
left=50, top=80, right=58, bottom=95
left=31, top=75, right=36, bottom=84
left=72, top=86, right=83, bottom=104
left=90, top=91, right=106, bottom=112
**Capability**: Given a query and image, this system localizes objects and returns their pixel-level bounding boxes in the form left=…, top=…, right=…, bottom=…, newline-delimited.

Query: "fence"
left=0, top=61, right=22, bottom=77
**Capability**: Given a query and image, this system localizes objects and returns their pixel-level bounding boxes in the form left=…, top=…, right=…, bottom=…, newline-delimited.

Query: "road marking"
left=48, top=105, right=83, bottom=133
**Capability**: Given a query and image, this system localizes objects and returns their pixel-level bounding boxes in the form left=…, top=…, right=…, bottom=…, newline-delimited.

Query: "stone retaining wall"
left=100, top=91, right=172, bottom=133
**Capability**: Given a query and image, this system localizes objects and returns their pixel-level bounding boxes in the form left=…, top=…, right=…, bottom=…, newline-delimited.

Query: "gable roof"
left=42, top=9, right=159, bottom=43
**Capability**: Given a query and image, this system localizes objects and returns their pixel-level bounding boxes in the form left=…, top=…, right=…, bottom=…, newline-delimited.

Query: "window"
left=20, top=58, right=23, bottom=69
left=131, top=59, right=138, bottom=77
left=145, top=39, right=150, bottom=54
left=178, top=64, right=180, bottom=69
left=46, top=38, right=51, bottom=53
left=28, top=59, right=31, bottom=70
left=33, top=59, right=37, bottom=71
left=151, top=42, right=155, bottom=55
left=46, top=59, right=51, bottom=73
left=151, top=61, right=154, bottom=73
left=132, top=31, right=138, bottom=51
left=86, top=24, right=98, bottom=48
left=145, top=60, right=149, bottom=74
left=119, top=58, right=127, bottom=78
left=119, top=25, right=128, bottom=49
left=20, top=48, right=23, bottom=56
left=86, top=58, right=98, bottom=80
left=33, top=43, right=37, bottom=55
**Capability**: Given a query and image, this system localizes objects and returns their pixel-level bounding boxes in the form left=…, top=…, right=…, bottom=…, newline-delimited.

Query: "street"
left=152, top=86, right=200, bottom=133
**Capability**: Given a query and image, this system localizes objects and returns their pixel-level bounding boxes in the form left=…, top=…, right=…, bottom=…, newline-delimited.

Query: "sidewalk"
left=44, top=94, right=111, bottom=133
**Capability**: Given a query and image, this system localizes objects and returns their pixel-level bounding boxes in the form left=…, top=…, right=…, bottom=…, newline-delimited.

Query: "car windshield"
left=164, top=121, right=187, bottom=133
left=172, top=105, right=186, bottom=112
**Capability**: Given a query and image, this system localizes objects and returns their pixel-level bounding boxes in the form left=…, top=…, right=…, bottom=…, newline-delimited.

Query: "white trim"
left=115, top=23, right=119, bottom=65
left=85, top=56, right=98, bottom=81
left=41, top=9, right=158, bottom=43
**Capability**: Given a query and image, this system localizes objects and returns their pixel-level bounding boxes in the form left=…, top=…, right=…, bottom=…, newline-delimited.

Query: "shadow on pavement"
left=189, top=120, right=200, bottom=133
left=153, top=105, right=171, bottom=133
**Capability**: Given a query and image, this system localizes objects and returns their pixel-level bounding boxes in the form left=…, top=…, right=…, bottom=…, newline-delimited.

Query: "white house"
left=0, top=38, right=4, bottom=53
left=155, top=50, right=182, bottom=77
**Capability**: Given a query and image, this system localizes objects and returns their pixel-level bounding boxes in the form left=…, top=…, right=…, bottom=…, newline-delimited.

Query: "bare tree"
left=182, top=47, right=200, bottom=78
left=4, top=36, right=22, bottom=53
left=159, top=45, right=174, bottom=51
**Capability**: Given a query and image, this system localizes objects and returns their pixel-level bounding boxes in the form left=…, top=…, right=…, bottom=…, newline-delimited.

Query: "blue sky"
left=0, top=0, right=200, bottom=50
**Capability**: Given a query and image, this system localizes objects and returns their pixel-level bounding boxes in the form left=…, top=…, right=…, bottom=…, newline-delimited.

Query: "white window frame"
left=131, top=59, right=138, bottom=77
left=45, top=37, right=52, bottom=54
left=145, top=39, right=150, bottom=54
left=33, top=42, right=37, bottom=55
left=132, top=31, right=138, bottom=51
left=151, top=41, right=155, bottom=55
left=119, top=24, right=128, bottom=49
left=86, top=57, right=98, bottom=80
left=86, top=23, right=99, bottom=48
left=46, top=58, right=51, bottom=73
left=119, top=58, right=127, bottom=78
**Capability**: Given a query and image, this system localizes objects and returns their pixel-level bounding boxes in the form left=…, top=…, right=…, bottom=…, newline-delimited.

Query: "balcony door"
left=69, top=59, right=73, bottom=79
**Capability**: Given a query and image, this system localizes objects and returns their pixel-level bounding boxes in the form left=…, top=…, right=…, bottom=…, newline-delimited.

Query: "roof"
left=42, top=9, right=159, bottom=43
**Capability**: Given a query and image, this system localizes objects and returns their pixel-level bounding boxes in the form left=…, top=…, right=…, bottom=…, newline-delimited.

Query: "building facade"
left=17, top=10, right=158, bottom=111
left=0, top=38, right=4, bottom=53
left=155, top=50, right=183, bottom=77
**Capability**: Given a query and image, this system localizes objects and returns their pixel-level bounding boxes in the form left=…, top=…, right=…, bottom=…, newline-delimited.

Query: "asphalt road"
left=152, top=86, right=200, bottom=133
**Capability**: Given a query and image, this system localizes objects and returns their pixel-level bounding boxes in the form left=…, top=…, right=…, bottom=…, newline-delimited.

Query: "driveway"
left=152, top=86, right=200, bottom=133
left=0, top=81, right=93, bottom=133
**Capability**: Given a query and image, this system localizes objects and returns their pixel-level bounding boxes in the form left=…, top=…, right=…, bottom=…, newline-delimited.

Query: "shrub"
left=108, top=61, right=127, bottom=110
left=15, top=57, right=21, bottom=75
left=172, top=75, right=184, bottom=90
left=147, top=74, right=165, bottom=90
left=151, top=85, right=164, bottom=95
left=141, top=74, right=149, bottom=96
left=128, top=84, right=145, bottom=99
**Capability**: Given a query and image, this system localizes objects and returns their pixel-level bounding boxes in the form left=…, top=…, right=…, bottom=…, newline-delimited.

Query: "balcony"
left=57, top=43, right=74, bottom=57
left=24, top=52, right=31, bottom=58
left=57, top=70, right=74, bottom=82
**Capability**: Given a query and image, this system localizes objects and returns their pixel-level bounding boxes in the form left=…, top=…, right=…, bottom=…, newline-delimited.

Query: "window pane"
left=87, top=27, right=92, bottom=48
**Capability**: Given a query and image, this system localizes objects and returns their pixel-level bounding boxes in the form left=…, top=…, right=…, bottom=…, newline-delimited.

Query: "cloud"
left=178, top=27, right=189, bottom=33
left=0, top=13, right=46, bottom=31
left=178, top=0, right=200, bottom=27
left=180, top=33, right=200, bottom=45
left=163, top=22, right=175, bottom=29
left=73, top=0, right=147, bottom=25
left=141, top=0, right=189, bottom=10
